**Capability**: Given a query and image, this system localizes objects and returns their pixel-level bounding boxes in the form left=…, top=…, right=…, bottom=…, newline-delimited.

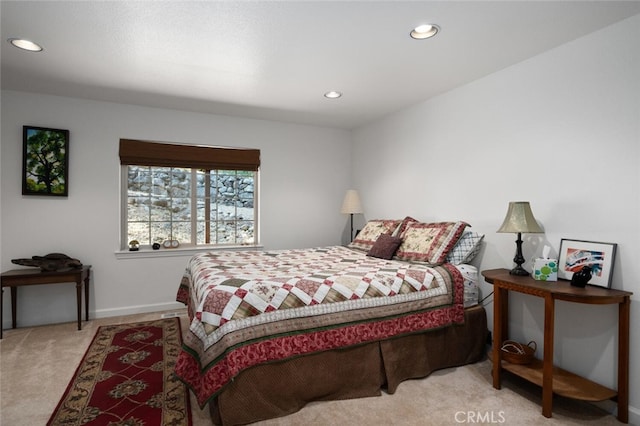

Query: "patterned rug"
left=47, top=317, right=192, bottom=426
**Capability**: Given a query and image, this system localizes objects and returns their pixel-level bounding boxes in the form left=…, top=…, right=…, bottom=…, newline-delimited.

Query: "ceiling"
left=2, top=1, right=640, bottom=130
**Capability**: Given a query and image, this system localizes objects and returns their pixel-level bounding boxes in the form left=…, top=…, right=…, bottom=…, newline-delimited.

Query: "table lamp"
left=497, top=201, right=543, bottom=276
left=341, top=189, right=363, bottom=242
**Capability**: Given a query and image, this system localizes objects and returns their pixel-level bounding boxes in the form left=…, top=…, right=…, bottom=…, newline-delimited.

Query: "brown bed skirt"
left=209, top=304, right=488, bottom=425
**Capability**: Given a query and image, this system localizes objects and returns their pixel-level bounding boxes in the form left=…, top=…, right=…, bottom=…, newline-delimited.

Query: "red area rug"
left=47, top=317, right=191, bottom=426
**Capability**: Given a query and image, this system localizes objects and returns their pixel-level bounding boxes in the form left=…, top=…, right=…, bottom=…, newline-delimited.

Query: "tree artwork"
left=22, top=126, right=69, bottom=196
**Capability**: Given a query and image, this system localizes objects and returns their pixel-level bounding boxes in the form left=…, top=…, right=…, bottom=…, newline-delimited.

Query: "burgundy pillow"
left=367, top=234, right=403, bottom=260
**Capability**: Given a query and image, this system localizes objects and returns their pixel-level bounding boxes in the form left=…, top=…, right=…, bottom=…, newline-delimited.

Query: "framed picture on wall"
left=557, top=238, right=617, bottom=288
left=22, top=126, right=69, bottom=196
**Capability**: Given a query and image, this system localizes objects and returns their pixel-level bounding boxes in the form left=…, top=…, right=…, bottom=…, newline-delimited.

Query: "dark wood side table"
left=482, top=268, right=632, bottom=423
left=1, top=265, right=91, bottom=339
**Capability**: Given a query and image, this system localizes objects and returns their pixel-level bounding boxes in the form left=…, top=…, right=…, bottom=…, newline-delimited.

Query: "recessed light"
left=8, top=38, right=43, bottom=52
left=324, top=91, right=342, bottom=99
left=410, top=24, right=440, bottom=40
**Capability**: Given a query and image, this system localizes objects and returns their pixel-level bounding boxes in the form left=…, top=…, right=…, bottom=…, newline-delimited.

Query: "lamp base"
left=509, top=265, right=530, bottom=276
left=509, top=232, right=530, bottom=276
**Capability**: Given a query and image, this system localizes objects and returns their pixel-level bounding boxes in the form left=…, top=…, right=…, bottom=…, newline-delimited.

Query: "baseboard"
left=591, top=398, right=639, bottom=425
left=2, top=302, right=186, bottom=330
left=93, top=301, right=187, bottom=319
left=628, top=405, right=640, bottom=425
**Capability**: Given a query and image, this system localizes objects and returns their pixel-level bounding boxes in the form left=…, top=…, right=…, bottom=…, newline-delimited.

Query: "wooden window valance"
left=119, top=139, right=260, bottom=171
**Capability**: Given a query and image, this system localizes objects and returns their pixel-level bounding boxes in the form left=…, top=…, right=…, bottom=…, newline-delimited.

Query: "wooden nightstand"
left=482, top=268, right=632, bottom=423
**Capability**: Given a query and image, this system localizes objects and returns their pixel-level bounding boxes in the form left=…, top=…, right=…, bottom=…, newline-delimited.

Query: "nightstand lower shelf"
left=495, top=356, right=617, bottom=402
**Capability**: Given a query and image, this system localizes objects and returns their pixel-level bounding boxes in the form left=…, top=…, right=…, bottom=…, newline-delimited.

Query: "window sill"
left=114, top=244, right=263, bottom=259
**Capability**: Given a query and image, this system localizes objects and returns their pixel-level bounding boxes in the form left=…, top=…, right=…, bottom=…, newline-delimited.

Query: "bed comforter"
left=175, top=245, right=465, bottom=407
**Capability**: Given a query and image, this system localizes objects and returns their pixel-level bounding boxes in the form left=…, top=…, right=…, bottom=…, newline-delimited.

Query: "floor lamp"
left=341, top=190, right=363, bottom=242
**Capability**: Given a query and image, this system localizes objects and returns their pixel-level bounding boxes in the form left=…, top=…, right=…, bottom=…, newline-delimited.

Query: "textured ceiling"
left=2, top=1, right=639, bottom=129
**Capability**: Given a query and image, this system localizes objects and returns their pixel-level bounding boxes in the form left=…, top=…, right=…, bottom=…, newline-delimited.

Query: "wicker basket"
left=500, top=340, right=536, bottom=364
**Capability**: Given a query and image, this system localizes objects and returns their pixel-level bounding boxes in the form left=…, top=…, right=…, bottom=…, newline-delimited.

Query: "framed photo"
left=558, top=239, right=617, bottom=288
left=22, top=126, right=69, bottom=196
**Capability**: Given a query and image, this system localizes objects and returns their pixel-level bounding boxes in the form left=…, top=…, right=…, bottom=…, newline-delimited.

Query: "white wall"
left=1, top=92, right=352, bottom=324
left=353, top=14, right=640, bottom=421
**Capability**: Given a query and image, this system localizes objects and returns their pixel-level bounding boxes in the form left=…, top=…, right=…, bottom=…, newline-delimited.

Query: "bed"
left=175, top=218, right=488, bottom=425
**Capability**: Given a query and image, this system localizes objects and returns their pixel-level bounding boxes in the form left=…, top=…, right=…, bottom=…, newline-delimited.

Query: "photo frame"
left=22, top=126, right=69, bottom=196
left=557, top=239, right=617, bottom=288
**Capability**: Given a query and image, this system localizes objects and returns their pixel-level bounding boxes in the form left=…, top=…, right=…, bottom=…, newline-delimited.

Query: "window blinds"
left=119, top=139, right=260, bottom=171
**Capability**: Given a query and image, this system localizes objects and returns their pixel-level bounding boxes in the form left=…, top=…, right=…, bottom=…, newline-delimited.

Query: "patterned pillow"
left=367, top=234, right=403, bottom=260
left=395, top=221, right=469, bottom=264
left=393, top=216, right=419, bottom=237
left=348, top=219, right=402, bottom=251
left=446, top=231, right=485, bottom=265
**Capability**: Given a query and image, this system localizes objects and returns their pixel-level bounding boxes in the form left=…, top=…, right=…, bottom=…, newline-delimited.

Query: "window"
left=119, top=139, right=260, bottom=250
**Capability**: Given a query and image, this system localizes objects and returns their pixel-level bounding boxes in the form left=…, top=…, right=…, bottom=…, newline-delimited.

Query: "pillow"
left=348, top=219, right=401, bottom=251
left=393, top=216, right=419, bottom=237
left=446, top=231, right=485, bottom=265
left=395, top=221, right=469, bottom=264
left=367, top=234, right=403, bottom=260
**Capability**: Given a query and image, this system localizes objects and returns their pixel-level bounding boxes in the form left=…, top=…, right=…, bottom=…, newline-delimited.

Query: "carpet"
left=47, top=317, right=191, bottom=426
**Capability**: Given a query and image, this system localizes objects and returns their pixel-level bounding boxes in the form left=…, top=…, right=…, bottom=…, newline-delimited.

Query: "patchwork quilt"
left=175, top=245, right=465, bottom=407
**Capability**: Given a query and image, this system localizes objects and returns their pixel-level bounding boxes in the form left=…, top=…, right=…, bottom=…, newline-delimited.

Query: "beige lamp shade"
left=497, top=201, right=543, bottom=233
left=340, top=190, right=363, bottom=214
